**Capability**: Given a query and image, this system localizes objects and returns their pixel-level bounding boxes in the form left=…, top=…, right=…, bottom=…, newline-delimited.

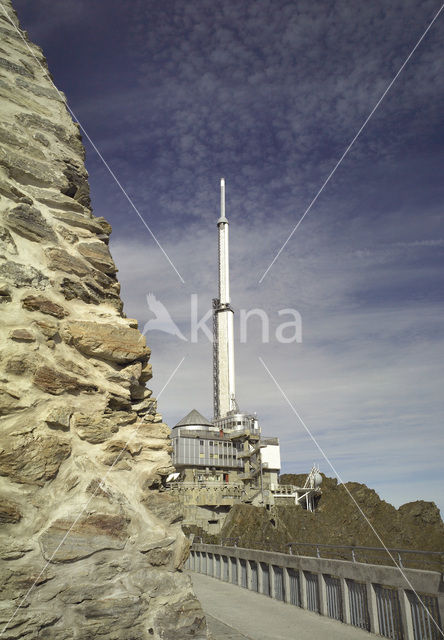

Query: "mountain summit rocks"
left=63, top=321, right=150, bottom=363
left=0, top=2, right=207, bottom=638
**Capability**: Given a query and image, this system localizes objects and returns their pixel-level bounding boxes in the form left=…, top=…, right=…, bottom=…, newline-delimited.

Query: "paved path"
left=205, top=614, right=251, bottom=640
left=190, top=572, right=375, bottom=640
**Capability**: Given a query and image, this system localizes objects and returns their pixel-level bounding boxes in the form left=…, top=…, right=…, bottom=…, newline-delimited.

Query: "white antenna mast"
left=213, top=178, right=236, bottom=418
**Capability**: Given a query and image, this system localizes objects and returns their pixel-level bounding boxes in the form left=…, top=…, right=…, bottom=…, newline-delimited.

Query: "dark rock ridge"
left=0, top=2, right=207, bottom=638
left=211, top=474, right=444, bottom=570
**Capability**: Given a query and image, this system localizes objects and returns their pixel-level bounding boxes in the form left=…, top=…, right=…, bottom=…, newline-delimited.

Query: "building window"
left=209, top=453, right=213, bottom=458
left=199, top=440, right=204, bottom=446
left=209, top=441, right=213, bottom=447
left=199, top=453, right=204, bottom=458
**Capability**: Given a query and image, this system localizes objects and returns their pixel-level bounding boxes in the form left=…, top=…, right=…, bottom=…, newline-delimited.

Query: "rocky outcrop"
left=0, top=2, right=207, bottom=638
left=212, top=474, right=444, bottom=570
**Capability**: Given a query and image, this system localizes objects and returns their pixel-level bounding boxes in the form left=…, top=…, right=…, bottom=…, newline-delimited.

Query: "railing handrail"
left=193, top=539, right=442, bottom=557
left=194, top=537, right=241, bottom=546
left=168, top=482, right=244, bottom=489
left=220, top=537, right=240, bottom=547
left=286, top=541, right=443, bottom=556
left=192, top=539, right=443, bottom=569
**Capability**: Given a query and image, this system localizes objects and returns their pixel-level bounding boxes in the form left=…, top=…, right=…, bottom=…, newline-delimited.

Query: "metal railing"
left=169, top=482, right=244, bottom=490
left=220, top=537, right=239, bottom=547
left=187, top=543, right=444, bottom=640
left=192, top=537, right=443, bottom=572
left=270, top=483, right=299, bottom=494
left=287, top=542, right=444, bottom=572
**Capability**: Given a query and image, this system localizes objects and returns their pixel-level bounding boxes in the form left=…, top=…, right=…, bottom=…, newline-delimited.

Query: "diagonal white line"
left=0, top=357, right=186, bottom=637
left=0, top=2, right=185, bottom=284
left=259, top=356, right=444, bottom=638
left=259, top=3, right=444, bottom=284
left=155, top=357, right=186, bottom=398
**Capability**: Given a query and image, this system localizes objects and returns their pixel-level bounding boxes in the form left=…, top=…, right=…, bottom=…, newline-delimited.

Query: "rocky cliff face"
left=0, top=3, right=206, bottom=638
left=215, top=475, right=444, bottom=570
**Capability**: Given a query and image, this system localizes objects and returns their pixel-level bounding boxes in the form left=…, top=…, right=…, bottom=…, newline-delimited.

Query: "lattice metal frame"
left=212, top=297, right=220, bottom=419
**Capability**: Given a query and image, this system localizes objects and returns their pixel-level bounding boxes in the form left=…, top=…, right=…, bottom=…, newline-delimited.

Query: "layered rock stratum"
left=0, top=2, right=207, bottom=638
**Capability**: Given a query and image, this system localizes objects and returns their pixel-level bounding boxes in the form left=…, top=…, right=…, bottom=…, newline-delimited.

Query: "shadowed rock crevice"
left=0, top=1, right=207, bottom=638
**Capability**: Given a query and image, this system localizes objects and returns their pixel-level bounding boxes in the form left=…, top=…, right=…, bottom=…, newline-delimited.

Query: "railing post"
left=399, top=589, right=414, bottom=640
left=300, top=570, right=307, bottom=610
left=439, top=591, right=444, bottom=637
left=228, top=555, right=232, bottom=583
left=340, top=577, right=351, bottom=624
left=283, top=567, right=291, bottom=604
left=269, top=564, right=276, bottom=599
left=236, top=557, right=241, bottom=586
left=319, top=574, right=328, bottom=616
left=366, top=582, right=379, bottom=635
left=258, top=561, right=264, bottom=594
left=246, top=559, right=252, bottom=590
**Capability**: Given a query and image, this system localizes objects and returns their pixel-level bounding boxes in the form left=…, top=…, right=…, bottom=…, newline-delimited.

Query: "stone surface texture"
left=0, top=3, right=207, bottom=638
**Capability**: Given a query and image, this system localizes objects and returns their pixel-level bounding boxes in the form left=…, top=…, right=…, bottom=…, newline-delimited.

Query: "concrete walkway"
left=205, top=614, right=251, bottom=640
left=190, top=572, right=375, bottom=640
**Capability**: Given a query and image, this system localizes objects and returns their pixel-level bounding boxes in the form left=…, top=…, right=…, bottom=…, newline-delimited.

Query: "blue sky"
left=12, top=0, right=444, bottom=514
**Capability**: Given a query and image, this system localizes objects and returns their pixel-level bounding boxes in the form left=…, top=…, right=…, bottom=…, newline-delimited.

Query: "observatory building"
left=168, top=180, right=283, bottom=532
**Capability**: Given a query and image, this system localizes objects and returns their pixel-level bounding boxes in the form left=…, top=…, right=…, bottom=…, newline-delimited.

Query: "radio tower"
left=213, top=178, right=236, bottom=419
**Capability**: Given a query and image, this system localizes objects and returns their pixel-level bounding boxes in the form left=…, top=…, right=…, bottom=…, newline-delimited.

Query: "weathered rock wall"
left=0, top=2, right=206, bottom=638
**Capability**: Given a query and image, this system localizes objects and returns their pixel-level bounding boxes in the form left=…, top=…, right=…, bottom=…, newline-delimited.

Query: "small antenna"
left=220, top=178, right=225, bottom=219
